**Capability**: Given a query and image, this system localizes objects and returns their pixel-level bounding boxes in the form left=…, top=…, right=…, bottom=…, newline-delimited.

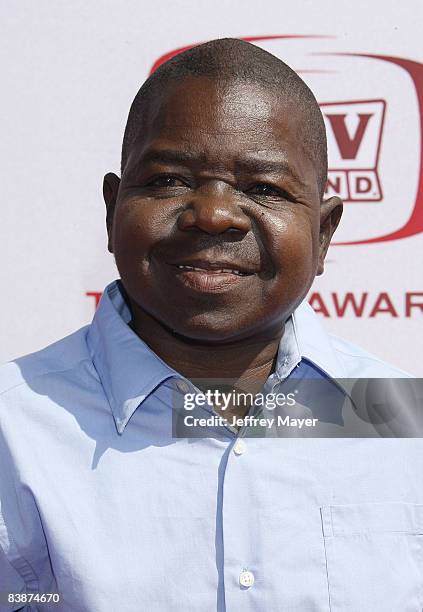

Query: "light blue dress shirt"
left=0, top=280, right=422, bottom=612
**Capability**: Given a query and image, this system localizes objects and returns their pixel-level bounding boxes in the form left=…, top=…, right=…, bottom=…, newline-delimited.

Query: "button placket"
left=222, top=433, right=258, bottom=608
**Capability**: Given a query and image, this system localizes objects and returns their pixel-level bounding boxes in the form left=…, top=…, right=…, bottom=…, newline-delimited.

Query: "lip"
left=166, top=260, right=256, bottom=294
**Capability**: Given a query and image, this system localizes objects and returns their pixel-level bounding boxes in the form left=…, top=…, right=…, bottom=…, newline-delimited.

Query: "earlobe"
left=317, top=196, right=343, bottom=275
left=103, top=172, right=121, bottom=254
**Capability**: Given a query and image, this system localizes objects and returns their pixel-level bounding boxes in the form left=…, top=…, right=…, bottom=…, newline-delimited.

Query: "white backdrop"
left=1, top=0, right=422, bottom=374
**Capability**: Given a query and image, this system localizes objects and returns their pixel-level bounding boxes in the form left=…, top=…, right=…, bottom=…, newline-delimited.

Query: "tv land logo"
left=322, top=99, right=385, bottom=203
left=150, top=35, right=423, bottom=245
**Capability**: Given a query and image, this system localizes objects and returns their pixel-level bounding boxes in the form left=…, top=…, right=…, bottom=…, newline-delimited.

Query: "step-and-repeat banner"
left=1, top=1, right=422, bottom=374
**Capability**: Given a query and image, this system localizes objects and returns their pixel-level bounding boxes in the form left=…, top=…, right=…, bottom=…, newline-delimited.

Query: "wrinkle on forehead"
left=147, top=88, right=306, bottom=153
left=150, top=78, right=284, bottom=130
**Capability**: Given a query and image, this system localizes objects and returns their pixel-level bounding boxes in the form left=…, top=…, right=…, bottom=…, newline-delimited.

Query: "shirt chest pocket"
left=320, top=502, right=423, bottom=612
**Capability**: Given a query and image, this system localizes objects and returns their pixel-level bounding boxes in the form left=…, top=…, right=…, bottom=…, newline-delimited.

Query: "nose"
left=177, top=182, right=251, bottom=235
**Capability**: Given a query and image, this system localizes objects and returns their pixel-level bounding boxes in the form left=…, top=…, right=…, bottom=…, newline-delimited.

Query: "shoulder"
left=293, top=300, right=413, bottom=378
left=328, top=332, right=413, bottom=378
left=0, top=325, right=95, bottom=399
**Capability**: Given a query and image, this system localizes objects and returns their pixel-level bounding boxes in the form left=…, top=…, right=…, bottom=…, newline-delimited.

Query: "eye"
left=247, top=183, right=287, bottom=198
left=146, top=175, right=188, bottom=188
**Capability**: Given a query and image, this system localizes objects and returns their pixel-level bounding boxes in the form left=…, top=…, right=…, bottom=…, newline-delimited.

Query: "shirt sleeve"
left=0, top=547, right=26, bottom=612
left=0, top=397, right=56, bottom=601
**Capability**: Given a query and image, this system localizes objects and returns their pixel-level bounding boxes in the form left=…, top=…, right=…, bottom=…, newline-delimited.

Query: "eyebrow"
left=136, top=148, right=306, bottom=186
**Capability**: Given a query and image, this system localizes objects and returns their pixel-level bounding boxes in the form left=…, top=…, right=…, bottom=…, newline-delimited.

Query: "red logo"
left=149, top=36, right=423, bottom=245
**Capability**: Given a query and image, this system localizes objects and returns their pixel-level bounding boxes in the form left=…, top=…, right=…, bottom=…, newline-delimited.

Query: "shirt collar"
left=87, top=280, right=346, bottom=434
left=291, top=299, right=347, bottom=380
left=87, top=280, right=180, bottom=434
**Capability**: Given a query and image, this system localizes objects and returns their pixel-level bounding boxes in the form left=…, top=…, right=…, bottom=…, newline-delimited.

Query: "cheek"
left=264, top=211, right=318, bottom=294
left=112, top=199, right=164, bottom=271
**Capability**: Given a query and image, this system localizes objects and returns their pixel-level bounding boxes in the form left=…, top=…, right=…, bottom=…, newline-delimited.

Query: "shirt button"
left=233, top=439, right=246, bottom=455
left=239, top=570, right=255, bottom=588
left=176, top=380, right=190, bottom=394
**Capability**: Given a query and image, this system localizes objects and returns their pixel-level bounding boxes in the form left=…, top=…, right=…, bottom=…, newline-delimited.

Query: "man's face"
left=104, top=77, right=342, bottom=342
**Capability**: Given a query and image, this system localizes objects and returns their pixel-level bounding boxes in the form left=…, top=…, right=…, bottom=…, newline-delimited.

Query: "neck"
left=128, top=306, right=285, bottom=403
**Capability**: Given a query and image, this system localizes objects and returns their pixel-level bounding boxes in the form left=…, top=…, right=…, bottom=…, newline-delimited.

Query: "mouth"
left=175, top=264, right=250, bottom=276
left=167, top=259, right=257, bottom=293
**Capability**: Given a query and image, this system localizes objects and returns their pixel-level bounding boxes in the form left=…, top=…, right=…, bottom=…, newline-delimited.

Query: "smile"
left=168, top=262, right=255, bottom=293
left=175, top=265, right=249, bottom=276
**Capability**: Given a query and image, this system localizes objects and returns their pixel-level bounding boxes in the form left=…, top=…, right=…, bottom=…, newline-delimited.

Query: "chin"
left=166, top=312, right=266, bottom=344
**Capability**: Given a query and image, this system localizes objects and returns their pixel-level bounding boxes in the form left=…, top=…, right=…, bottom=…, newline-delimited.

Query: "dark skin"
left=103, top=77, right=342, bottom=419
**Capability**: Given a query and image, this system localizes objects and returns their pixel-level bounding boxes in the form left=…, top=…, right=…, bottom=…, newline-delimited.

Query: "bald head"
left=121, top=37, right=328, bottom=197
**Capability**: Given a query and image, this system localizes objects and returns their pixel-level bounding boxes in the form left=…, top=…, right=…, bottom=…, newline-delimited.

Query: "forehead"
left=145, top=77, right=303, bottom=146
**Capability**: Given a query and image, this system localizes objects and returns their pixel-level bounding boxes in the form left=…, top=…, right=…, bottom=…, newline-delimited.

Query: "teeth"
left=176, top=265, right=246, bottom=275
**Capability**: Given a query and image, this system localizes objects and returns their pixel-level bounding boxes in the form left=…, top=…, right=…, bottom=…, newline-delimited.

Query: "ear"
left=317, top=196, right=343, bottom=275
left=103, top=172, right=121, bottom=253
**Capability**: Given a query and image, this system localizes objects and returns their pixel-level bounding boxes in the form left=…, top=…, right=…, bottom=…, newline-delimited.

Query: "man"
left=0, top=38, right=422, bottom=612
